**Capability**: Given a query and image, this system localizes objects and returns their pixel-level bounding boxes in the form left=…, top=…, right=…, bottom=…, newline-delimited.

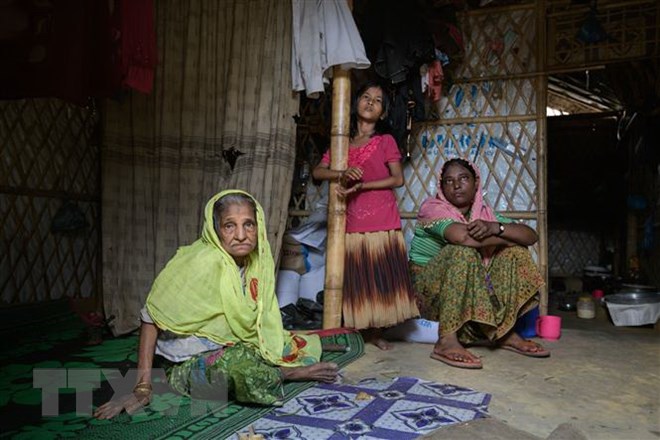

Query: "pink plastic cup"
left=536, top=315, right=562, bottom=340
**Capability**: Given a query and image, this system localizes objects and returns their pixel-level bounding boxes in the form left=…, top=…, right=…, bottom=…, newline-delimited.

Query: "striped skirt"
left=342, top=229, right=419, bottom=329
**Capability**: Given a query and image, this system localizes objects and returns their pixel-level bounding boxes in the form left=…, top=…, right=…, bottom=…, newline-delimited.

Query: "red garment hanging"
left=426, top=60, right=444, bottom=103
left=119, top=0, right=156, bottom=94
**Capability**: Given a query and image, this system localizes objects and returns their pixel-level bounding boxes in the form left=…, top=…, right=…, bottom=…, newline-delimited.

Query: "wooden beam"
left=0, top=185, right=99, bottom=202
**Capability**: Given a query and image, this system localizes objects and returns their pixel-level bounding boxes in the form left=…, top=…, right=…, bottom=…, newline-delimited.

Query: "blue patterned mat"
left=231, top=376, right=491, bottom=439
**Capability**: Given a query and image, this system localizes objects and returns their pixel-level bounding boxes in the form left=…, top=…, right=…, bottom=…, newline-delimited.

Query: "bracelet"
left=133, top=386, right=152, bottom=394
left=133, top=382, right=152, bottom=393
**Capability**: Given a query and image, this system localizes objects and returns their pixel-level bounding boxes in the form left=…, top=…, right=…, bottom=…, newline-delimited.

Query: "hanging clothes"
left=291, top=0, right=371, bottom=98
left=119, top=0, right=156, bottom=94
left=0, top=0, right=119, bottom=104
left=426, top=59, right=444, bottom=103
left=358, top=0, right=435, bottom=86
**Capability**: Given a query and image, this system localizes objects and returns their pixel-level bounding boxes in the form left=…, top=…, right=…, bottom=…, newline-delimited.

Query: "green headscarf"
left=146, top=190, right=321, bottom=366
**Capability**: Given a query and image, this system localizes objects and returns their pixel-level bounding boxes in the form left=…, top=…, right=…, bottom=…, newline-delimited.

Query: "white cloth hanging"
left=291, top=0, right=370, bottom=98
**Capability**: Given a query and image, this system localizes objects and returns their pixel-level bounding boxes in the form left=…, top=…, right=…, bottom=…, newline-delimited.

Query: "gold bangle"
left=133, top=382, right=152, bottom=393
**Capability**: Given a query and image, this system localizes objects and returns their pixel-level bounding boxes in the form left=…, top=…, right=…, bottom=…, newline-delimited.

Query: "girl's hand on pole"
left=339, top=167, right=363, bottom=186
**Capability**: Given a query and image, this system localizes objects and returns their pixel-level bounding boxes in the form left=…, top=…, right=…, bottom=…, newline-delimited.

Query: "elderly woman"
left=409, top=159, right=549, bottom=370
left=94, top=190, right=338, bottom=419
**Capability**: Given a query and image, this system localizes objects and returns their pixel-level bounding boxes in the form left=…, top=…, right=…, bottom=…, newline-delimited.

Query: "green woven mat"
left=0, top=306, right=363, bottom=440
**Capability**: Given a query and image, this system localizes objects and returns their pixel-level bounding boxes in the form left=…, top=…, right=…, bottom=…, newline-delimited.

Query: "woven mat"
left=0, top=304, right=364, bottom=440
left=230, top=376, right=491, bottom=439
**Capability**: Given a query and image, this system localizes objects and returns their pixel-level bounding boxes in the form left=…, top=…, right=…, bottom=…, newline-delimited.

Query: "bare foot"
left=281, top=362, right=338, bottom=383
left=361, top=328, right=393, bottom=351
left=372, top=338, right=393, bottom=350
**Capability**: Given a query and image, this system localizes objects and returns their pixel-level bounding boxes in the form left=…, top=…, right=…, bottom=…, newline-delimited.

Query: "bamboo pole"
left=290, top=209, right=539, bottom=220
left=536, top=0, right=549, bottom=315
left=323, top=67, right=351, bottom=329
left=415, top=115, right=538, bottom=126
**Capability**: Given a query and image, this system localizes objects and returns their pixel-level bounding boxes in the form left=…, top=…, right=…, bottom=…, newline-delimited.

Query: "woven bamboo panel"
left=401, top=121, right=538, bottom=213
left=438, top=78, right=537, bottom=119
left=289, top=94, right=331, bottom=226
left=294, top=6, right=541, bottom=222
left=458, top=4, right=538, bottom=78
left=400, top=120, right=540, bottom=262
left=295, top=5, right=543, bottom=264
left=301, top=111, right=540, bottom=219
left=546, top=0, right=659, bottom=70
left=0, top=99, right=100, bottom=305
left=548, top=229, right=601, bottom=277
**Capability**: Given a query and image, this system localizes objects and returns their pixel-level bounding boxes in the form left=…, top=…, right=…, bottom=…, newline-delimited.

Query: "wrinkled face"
left=356, top=86, right=385, bottom=122
left=217, top=202, right=257, bottom=265
left=440, top=163, right=478, bottom=211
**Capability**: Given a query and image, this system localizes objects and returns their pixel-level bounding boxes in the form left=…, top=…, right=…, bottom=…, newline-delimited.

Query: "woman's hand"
left=466, top=220, right=498, bottom=241
left=93, top=384, right=152, bottom=419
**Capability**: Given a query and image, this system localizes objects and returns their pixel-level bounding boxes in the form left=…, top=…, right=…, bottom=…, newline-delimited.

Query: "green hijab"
left=146, top=189, right=321, bottom=366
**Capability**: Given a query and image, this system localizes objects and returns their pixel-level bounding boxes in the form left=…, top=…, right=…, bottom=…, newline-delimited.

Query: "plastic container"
left=577, top=296, right=596, bottom=319
left=514, top=306, right=539, bottom=338
left=592, top=289, right=607, bottom=319
left=276, top=270, right=301, bottom=307
left=383, top=318, right=439, bottom=343
left=299, top=266, right=325, bottom=301
left=604, top=291, right=660, bottom=326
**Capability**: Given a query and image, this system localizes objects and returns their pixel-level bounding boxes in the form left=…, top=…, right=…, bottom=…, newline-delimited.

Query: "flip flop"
left=500, top=341, right=550, bottom=358
left=430, top=351, right=483, bottom=370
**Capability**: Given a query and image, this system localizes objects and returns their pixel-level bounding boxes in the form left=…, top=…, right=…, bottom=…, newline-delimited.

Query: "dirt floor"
left=340, top=307, right=660, bottom=440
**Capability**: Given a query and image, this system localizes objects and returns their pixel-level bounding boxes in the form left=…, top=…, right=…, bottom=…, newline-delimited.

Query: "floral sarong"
left=410, top=245, right=543, bottom=344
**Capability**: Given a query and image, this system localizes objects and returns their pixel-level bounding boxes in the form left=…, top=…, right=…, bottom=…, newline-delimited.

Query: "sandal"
left=430, top=349, right=483, bottom=369
left=500, top=340, right=550, bottom=358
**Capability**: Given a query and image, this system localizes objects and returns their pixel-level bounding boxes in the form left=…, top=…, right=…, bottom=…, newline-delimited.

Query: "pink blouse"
left=321, top=134, right=402, bottom=233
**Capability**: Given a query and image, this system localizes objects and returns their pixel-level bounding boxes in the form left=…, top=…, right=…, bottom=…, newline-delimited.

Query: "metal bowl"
left=620, top=283, right=657, bottom=293
left=605, top=291, right=660, bottom=305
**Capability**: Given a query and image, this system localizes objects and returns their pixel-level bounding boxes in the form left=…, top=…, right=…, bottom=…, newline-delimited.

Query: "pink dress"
left=321, top=133, right=418, bottom=329
left=321, top=134, right=402, bottom=233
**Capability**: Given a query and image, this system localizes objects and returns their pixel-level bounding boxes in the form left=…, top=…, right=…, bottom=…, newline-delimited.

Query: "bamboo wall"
left=0, top=99, right=100, bottom=305
left=548, top=230, right=602, bottom=277
left=546, top=0, right=660, bottom=282
left=546, top=0, right=659, bottom=72
left=408, top=3, right=548, bottom=310
left=289, top=1, right=660, bottom=314
left=296, top=2, right=549, bottom=311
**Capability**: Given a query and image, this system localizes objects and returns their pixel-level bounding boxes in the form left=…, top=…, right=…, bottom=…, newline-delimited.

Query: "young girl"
left=312, top=81, right=419, bottom=350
